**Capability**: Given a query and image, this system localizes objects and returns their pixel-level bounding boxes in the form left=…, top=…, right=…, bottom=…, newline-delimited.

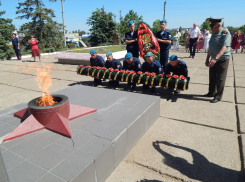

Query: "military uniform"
left=12, top=37, right=21, bottom=60
left=208, top=27, right=231, bottom=101
left=90, top=55, right=105, bottom=85
left=125, top=31, right=139, bottom=58
left=105, top=58, right=122, bottom=86
left=165, top=60, right=188, bottom=77
left=155, top=30, right=172, bottom=71
left=123, top=57, right=142, bottom=88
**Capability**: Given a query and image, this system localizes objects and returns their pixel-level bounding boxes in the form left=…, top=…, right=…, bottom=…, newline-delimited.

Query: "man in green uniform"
left=204, top=18, right=231, bottom=103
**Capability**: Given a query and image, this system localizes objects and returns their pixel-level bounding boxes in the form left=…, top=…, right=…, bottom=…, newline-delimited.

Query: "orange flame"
left=12, top=63, right=57, bottom=106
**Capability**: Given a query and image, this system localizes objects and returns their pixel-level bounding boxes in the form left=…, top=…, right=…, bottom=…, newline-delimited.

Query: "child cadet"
left=141, top=52, right=163, bottom=92
left=90, top=49, right=105, bottom=86
left=123, top=52, right=142, bottom=90
left=105, top=51, right=122, bottom=87
left=165, top=54, right=188, bottom=93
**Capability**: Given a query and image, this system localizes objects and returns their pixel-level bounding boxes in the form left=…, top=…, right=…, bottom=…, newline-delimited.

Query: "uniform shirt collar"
left=150, top=61, right=154, bottom=67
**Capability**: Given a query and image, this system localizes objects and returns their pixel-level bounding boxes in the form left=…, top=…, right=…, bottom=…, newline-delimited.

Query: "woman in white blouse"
left=203, top=30, right=211, bottom=53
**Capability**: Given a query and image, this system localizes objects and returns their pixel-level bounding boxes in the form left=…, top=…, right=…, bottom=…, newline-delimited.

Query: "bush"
left=67, top=44, right=75, bottom=48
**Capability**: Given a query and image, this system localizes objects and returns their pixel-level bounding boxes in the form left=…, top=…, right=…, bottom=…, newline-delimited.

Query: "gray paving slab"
left=125, top=117, right=240, bottom=182
left=235, top=70, right=245, bottom=78
left=236, top=77, right=245, bottom=87
left=234, top=64, right=245, bottom=71
left=161, top=96, right=237, bottom=131
left=0, top=73, right=33, bottom=84
left=238, top=104, right=245, bottom=133
left=241, top=134, right=245, bottom=175
left=106, top=161, right=177, bottom=182
left=191, top=67, right=234, bottom=77
left=36, top=173, right=66, bottom=182
left=0, top=85, right=26, bottom=98
left=236, top=88, right=245, bottom=104
left=0, top=149, right=9, bottom=182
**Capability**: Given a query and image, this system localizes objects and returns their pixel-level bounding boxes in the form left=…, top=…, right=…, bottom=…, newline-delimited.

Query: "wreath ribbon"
left=145, top=76, right=149, bottom=85
left=121, top=73, right=125, bottom=81
left=102, top=70, right=108, bottom=79
left=165, top=77, right=171, bottom=88
left=79, top=67, right=85, bottom=74
left=159, top=78, right=163, bottom=86
left=125, top=73, right=131, bottom=82
left=97, top=69, right=102, bottom=78
left=114, top=72, right=120, bottom=81
left=151, top=76, right=155, bottom=86
left=138, top=75, right=143, bottom=84
left=92, top=69, right=96, bottom=77
left=87, top=68, right=91, bottom=76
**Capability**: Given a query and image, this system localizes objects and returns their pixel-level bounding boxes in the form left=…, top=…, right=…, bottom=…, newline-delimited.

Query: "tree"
left=200, top=19, right=211, bottom=31
left=118, top=10, right=143, bottom=39
left=0, top=1, right=15, bottom=59
left=227, top=26, right=235, bottom=34
left=238, top=25, right=245, bottom=34
left=152, top=19, right=161, bottom=35
left=16, top=0, right=64, bottom=52
left=87, top=8, right=116, bottom=46
left=179, top=26, right=182, bottom=32
left=78, top=30, right=86, bottom=36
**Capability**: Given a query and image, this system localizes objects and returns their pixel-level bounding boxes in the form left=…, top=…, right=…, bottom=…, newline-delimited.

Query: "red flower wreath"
left=158, top=74, right=164, bottom=78
left=120, top=70, right=125, bottom=74
left=109, top=68, right=114, bottom=72
left=86, top=66, right=91, bottom=68
left=137, top=71, right=142, bottom=74
left=101, top=67, right=106, bottom=70
left=166, top=74, right=172, bottom=78
left=80, top=65, right=84, bottom=68
left=179, top=75, right=185, bottom=80
left=126, top=70, right=132, bottom=74
left=150, top=72, right=156, bottom=77
left=114, top=69, right=119, bottom=72
left=145, top=72, right=150, bottom=76
left=172, top=75, right=178, bottom=79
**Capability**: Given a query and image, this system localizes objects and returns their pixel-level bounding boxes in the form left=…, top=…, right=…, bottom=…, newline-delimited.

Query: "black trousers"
left=94, top=77, right=102, bottom=85
left=208, top=59, right=229, bottom=100
left=189, top=38, right=198, bottom=57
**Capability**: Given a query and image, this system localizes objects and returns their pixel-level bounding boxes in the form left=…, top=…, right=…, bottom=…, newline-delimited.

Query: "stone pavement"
left=0, top=49, right=244, bottom=181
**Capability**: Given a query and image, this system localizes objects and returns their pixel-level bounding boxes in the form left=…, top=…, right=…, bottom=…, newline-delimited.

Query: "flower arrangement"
left=77, top=65, right=190, bottom=90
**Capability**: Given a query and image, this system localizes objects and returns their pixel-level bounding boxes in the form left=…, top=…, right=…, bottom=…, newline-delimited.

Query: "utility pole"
left=163, top=1, right=166, bottom=19
left=112, top=13, right=117, bottom=23
left=119, top=9, right=121, bottom=20
left=61, top=0, right=66, bottom=47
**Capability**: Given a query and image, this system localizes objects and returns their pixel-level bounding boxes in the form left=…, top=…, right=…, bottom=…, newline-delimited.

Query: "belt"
left=190, top=37, right=198, bottom=39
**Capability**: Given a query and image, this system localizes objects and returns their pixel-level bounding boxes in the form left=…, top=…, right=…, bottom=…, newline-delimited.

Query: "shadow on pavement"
left=152, top=141, right=242, bottom=182
left=137, top=180, right=162, bottom=182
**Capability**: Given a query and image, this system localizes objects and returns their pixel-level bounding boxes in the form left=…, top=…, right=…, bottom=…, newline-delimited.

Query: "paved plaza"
left=0, top=48, right=245, bottom=181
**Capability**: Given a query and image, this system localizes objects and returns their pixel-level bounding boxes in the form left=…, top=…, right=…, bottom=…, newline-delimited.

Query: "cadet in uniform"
left=123, top=52, right=142, bottom=90
left=105, top=51, right=122, bottom=87
left=12, top=33, right=21, bottom=60
left=124, top=20, right=139, bottom=58
left=90, top=49, right=105, bottom=86
left=204, top=18, right=231, bottom=103
left=142, top=52, right=163, bottom=92
left=165, top=54, right=188, bottom=93
left=155, top=19, right=172, bottom=72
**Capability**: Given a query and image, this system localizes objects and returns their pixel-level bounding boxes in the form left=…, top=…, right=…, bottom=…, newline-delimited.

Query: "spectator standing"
left=124, top=20, right=139, bottom=58
left=204, top=30, right=211, bottom=53
left=29, top=35, right=41, bottom=62
left=176, top=29, right=181, bottom=50
left=184, top=29, right=190, bottom=52
left=241, top=30, right=245, bottom=53
left=173, top=31, right=179, bottom=51
left=188, top=23, right=200, bottom=58
left=232, top=30, right=241, bottom=53
left=196, top=31, right=204, bottom=53
left=12, top=33, right=21, bottom=60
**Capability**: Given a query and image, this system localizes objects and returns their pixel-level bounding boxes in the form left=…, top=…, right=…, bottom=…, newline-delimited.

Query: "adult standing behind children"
left=29, top=35, right=41, bottom=62
left=12, top=33, right=21, bottom=60
left=188, top=23, right=200, bottom=58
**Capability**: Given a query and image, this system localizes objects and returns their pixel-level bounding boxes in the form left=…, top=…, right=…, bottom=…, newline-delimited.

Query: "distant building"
left=65, top=33, right=80, bottom=42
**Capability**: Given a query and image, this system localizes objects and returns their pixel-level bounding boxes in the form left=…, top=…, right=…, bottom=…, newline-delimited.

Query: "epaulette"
left=222, top=30, right=228, bottom=34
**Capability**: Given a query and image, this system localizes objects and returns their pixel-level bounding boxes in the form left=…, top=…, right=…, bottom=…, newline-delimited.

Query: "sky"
left=1, top=0, right=244, bottom=33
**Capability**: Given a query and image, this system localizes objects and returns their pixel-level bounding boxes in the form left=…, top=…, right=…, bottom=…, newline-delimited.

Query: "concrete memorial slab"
left=236, top=88, right=245, bottom=104
left=0, top=85, right=160, bottom=182
left=125, top=118, right=240, bottom=182
left=237, top=104, right=245, bottom=133
left=235, top=77, right=245, bottom=87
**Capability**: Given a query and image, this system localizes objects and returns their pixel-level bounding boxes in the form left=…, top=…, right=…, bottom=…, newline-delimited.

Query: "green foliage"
left=200, top=19, right=211, bottom=31
left=67, top=44, right=75, bottom=48
left=71, top=29, right=86, bottom=36
left=16, top=0, right=65, bottom=52
left=87, top=8, right=116, bottom=46
left=227, top=26, right=235, bottom=34
left=118, top=10, right=143, bottom=39
left=238, top=25, right=245, bottom=34
left=0, top=1, right=16, bottom=59
left=152, top=19, right=161, bottom=35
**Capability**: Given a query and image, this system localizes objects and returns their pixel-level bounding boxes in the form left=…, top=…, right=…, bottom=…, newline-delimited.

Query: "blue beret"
left=106, top=51, right=112, bottom=56
left=169, top=54, right=178, bottom=61
left=125, top=52, right=132, bottom=59
left=90, top=49, right=96, bottom=54
left=145, top=52, right=153, bottom=57
left=160, top=19, right=167, bottom=23
left=128, top=20, right=134, bottom=26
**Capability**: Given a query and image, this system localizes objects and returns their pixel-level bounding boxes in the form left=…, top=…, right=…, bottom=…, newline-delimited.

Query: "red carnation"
left=96, top=66, right=101, bottom=69
left=150, top=72, right=156, bottom=77
left=132, top=71, right=136, bottom=75
left=80, top=65, right=84, bottom=68
left=126, top=70, right=131, bottom=74
left=180, top=75, right=185, bottom=80
left=114, top=69, right=119, bottom=72
left=120, top=70, right=125, bottom=74
left=159, top=74, right=164, bottom=78
left=109, top=68, right=114, bottom=72
left=86, top=66, right=91, bottom=68
left=92, top=66, right=97, bottom=69
left=172, top=75, right=178, bottom=79
left=145, top=41, right=149, bottom=43
left=148, top=48, right=152, bottom=52
left=145, top=72, right=150, bottom=76
left=166, top=74, right=172, bottom=78
left=137, top=71, right=142, bottom=74
left=101, top=67, right=106, bottom=70
left=152, top=50, right=156, bottom=54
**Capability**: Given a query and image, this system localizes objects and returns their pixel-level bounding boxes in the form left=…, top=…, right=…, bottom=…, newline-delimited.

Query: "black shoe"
left=151, top=87, right=155, bottom=92
left=189, top=55, right=192, bottom=58
left=114, top=83, right=119, bottom=87
left=210, top=99, right=220, bottom=103
left=131, top=85, right=136, bottom=90
left=174, top=89, right=180, bottom=94
left=192, top=56, right=194, bottom=59
left=143, top=85, right=149, bottom=90
left=203, top=94, right=214, bottom=97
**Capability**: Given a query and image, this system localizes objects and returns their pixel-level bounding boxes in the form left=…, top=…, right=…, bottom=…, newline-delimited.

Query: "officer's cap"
left=145, top=52, right=153, bottom=57
left=206, top=18, right=223, bottom=25
left=160, top=19, right=167, bottom=23
left=169, top=55, right=178, bottom=61
left=125, top=52, right=132, bottom=59
left=90, top=49, right=96, bottom=54
left=128, top=20, right=134, bottom=26
left=106, top=51, right=112, bottom=56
